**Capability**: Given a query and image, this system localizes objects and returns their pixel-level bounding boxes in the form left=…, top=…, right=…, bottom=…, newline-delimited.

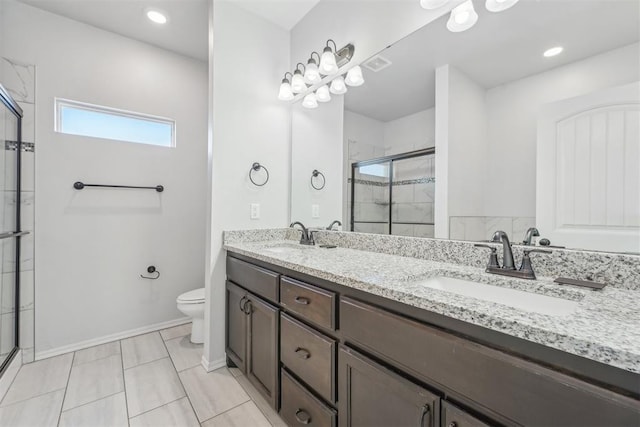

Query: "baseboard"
left=35, top=317, right=191, bottom=361
left=201, top=355, right=226, bottom=372
left=0, top=350, right=22, bottom=402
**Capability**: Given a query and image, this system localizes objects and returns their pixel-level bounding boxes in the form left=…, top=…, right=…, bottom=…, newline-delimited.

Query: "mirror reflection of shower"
left=349, top=148, right=435, bottom=238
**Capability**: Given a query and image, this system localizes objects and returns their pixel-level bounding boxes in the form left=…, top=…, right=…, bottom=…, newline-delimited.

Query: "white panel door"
left=537, top=82, right=640, bottom=253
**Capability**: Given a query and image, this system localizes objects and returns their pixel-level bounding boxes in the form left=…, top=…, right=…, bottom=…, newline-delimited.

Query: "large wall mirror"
left=290, top=0, right=640, bottom=254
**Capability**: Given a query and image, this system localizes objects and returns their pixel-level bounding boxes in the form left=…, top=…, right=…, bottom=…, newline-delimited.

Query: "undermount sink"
left=414, top=276, right=579, bottom=316
left=263, top=242, right=315, bottom=253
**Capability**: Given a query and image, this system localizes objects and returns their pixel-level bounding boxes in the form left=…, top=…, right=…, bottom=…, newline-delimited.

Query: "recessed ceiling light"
left=146, top=10, right=168, bottom=24
left=543, top=46, right=563, bottom=58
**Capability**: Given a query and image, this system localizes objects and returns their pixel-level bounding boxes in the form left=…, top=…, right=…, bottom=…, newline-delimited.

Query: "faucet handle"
left=474, top=244, right=500, bottom=269
left=519, top=248, right=552, bottom=278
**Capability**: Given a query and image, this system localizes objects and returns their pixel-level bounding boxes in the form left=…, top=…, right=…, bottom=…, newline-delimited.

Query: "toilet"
left=176, top=288, right=205, bottom=344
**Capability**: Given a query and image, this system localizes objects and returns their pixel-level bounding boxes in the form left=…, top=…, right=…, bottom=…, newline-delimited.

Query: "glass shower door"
left=391, top=153, right=435, bottom=238
left=351, top=160, right=391, bottom=234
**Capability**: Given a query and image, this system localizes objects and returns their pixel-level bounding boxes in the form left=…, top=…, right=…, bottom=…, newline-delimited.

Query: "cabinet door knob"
left=295, top=347, right=311, bottom=359
left=420, top=404, right=431, bottom=427
left=448, top=422, right=457, bottom=427
left=294, top=296, right=310, bottom=305
left=295, top=409, right=311, bottom=424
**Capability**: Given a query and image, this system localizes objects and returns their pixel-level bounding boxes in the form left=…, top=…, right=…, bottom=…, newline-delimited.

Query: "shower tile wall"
left=449, top=216, right=536, bottom=243
left=2, top=57, right=36, bottom=363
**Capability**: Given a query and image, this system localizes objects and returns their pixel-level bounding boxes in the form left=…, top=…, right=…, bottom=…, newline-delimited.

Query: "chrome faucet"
left=491, top=231, right=516, bottom=270
left=290, top=222, right=314, bottom=245
left=522, top=227, right=540, bottom=246
left=326, top=220, right=342, bottom=230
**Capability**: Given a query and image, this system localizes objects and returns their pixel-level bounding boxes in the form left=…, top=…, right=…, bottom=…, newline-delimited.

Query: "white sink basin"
left=415, top=276, right=579, bottom=316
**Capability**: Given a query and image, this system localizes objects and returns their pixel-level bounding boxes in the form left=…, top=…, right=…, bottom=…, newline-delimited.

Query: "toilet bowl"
left=176, top=288, right=205, bottom=344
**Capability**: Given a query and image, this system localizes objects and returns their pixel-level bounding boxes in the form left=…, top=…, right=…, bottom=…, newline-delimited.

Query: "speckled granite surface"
left=223, top=229, right=640, bottom=374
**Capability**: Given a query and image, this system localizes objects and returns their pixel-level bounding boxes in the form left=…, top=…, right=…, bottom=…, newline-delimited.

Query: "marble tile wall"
left=1, top=56, right=36, bottom=363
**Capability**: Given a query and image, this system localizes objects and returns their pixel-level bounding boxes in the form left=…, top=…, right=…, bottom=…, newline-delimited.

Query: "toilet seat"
left=177, top=288, right=205, bottom=304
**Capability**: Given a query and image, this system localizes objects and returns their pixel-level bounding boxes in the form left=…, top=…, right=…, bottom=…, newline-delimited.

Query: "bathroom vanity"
left=224, top=230, right=640, bottom=427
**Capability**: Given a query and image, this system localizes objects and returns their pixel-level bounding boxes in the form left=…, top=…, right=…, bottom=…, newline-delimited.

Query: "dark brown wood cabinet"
left=441, top=402, right=489, bottom=427
left=225, top=280, right=247, bottom=372
left=339, top=346, right=440, bottom=427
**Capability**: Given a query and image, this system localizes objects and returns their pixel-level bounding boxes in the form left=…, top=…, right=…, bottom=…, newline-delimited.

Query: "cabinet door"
left=225, top=281, right=247, bottom=372
left=246, top=293, right=280, bottom=409
left=442, top=401, right=490, bottom=427
left=339, top=346, right=439, bottom=427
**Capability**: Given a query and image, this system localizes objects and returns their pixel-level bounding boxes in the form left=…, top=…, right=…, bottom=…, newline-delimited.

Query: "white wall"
left=383, top=108, right=435, bottom=156
left=291, top=99, right=344, bottom=228
left=3, top=1, right=208, bottom=355
left=204, top=1, right=291, bottom=369
left=483, top=42, right=640, bottom=218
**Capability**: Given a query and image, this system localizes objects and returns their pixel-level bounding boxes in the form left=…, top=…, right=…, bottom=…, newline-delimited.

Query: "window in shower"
left=350, top=148, right=435, bottom=238
left=55, top=98, right=175, bottom=147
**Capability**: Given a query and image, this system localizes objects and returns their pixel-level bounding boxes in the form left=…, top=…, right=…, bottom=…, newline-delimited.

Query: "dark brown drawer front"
left=442, top=401, right=490, bottom=427
left=227, top=256, right=279, bottom=303
left=340, top=297, right=640, bottom=426
left=280, top=277, right=336, bottom=330
left=280, top=369, right=337, bottom=427
left=281, top=313, right=336, bottom=403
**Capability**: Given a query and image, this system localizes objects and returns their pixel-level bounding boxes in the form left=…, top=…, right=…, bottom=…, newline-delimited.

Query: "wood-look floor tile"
left=179, top=366, right=249, bottom=422
left=73, top=341, right=121, bottom=366
left=124, top=357, right=185, bottom=417
left=0, top=353, right=73, bottom=407
left=121, top=332, right=168, bottom=369
left=202, top=401, right=271, bottom=427
left=63, top=354, right=124, bottom=410
left=129, top=397, right=199, bottom=427
left=0, top=389, right=65, bottom=426
left=159, top=323, right=192, bottom=341
left=165, top=336, right=203, bottom=372
left=59, top=392, right=128, bottom=427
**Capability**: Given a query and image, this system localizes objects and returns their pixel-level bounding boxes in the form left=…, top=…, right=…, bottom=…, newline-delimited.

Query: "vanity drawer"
left=442, top=401, right=490, bottom=427
left=280, top=276, right=336, bottom=330
left=281, top=313, right=336, bottom=403
left=280, top=368, right=337, bottom=427
left=340, top=297, right=640, bottom=426
left=227, top=256, right=279, bottom=303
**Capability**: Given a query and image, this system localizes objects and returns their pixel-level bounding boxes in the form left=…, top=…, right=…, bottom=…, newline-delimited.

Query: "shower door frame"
left=350, top=147, right=436, bottom=234
left=0, top=84, right=24, bottom=375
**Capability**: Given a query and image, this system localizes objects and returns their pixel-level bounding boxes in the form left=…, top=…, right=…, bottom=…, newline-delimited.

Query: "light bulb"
left=485, top=0, right=519, bottom=12
left=278, top=78, right=294, bottom=101
left=345, top=66, right=364, bottom=87
left=291, top=70, right=307, bottom=93
left=420, top=0, right=449, bottom=9
left=146, top=10, right=167, bottom=24
left=446, top=0, right=478, bottom=32
left=316, top=85, right=331, bottom=103
left=304, top=60, right=321, bottom=84
left=329, top=76, right=347, bottom=95
left=543, top=46, right=563, bottom=57
left=319, top=46, right=339, bottom=75
left=302, top=93, right=318, bottom=109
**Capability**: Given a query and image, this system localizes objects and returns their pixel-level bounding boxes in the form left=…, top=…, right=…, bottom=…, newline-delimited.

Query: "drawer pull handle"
left=295, top=347, right=311, bottom=359
left=294, top=296, right=310, bottom=305
left=420, top=404, right=431, bottom=427
left=295, top=409, right=311, bottom=425
left=239, top=296, right=248, bottom=312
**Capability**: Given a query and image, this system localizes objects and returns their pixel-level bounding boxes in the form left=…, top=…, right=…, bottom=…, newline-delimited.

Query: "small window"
left=55, top=98, right=175, bottom=147
left=359, top=163, right=389, bottom=178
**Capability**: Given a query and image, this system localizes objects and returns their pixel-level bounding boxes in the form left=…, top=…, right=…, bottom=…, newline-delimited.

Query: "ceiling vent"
left=362, top=55, right=392, bottom=72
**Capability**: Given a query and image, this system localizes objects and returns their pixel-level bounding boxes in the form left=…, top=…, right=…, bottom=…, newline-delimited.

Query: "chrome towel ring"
left=311, top=169, right=326, bottom=190
left=249, top=162, right=270, bottom=187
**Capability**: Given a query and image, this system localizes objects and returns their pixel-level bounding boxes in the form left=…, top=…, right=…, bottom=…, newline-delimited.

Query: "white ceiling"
left=227, top=0, right=320, bottom=30
left=345, top=0, right=640, bottom=122
left=18, top=0, right=209, bottom=61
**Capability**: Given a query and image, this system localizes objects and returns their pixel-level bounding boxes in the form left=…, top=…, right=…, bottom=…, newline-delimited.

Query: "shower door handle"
left=0, top=231, right=29, bottom=240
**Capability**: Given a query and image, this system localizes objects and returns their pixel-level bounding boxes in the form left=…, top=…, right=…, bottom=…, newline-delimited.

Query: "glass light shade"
left=345, top=66, right=364, bottom=87
left=543, top=46, right=564, bottom=57
left=329, top=76, right=347, bottom=95
left=319, top=47, right=339, bottom=75
left=146, top=10, right=167, bottom=24
left=316, top=85, right=331, bottom=103
left=304, top=61, right=321, bottom=84
left=278, top=79, right=294, bottom=101
left=302, top=93, right=319, bottom=109
left=419, top=0, right=449, bottom=9
left=485, top=0, right=519, bottom=12
left=446, top=0, right=478, bottom=32
left=291, top=70, right=307, bottom=93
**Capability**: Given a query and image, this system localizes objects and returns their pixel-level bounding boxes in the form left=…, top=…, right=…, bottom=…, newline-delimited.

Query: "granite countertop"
left=224, top=238, right=640, bottom=375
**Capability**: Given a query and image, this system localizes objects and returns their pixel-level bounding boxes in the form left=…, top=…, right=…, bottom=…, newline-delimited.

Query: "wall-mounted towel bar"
left=73, top=181, right=164, bottom=192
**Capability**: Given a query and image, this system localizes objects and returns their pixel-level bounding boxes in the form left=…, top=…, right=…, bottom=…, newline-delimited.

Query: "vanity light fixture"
left=345, top=65, right=365, bottom=87
left=291, top=63, right=307, bottom=94
left=146, top=9, right=168, bottom=24
left=304, top=52, right=322, bottom=84
left=485, top=0, right=520, bottom=13
left=316, top=85, right=331, bottom=102
left=447, top=0, right=478, bottom=32
left=543, top=46, right=564, bottom=57
left=329, top=76, right=348, bottom=95
left=302, top=93, right=319, bottom=109
left=320, top=40, right=340, bottom=75
left=420, top=0, right=449, bottom=9
left=278, top=72, right=294, bottom=101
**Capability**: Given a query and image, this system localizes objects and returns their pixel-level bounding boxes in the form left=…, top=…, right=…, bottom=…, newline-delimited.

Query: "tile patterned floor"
left=0, top=323, right=286, bottom=426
